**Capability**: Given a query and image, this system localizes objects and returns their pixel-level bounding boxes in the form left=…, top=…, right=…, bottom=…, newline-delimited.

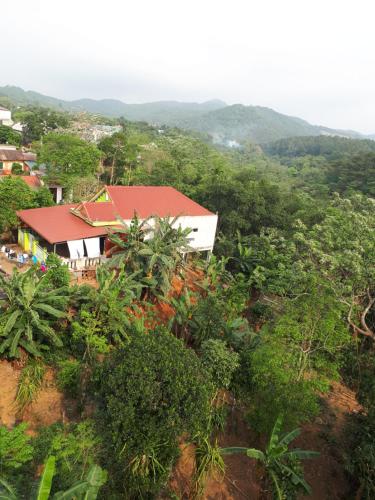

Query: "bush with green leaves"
left=0, top=424, right=34, bottom=477
left=346, top=413, right=375, bottom=499
left=44, top=253, right=71, bottom=288
left=236, top=288, right=351, bottom=433
left=94, top=329, right=214, bottom=497
left=200, top=339, right=239, bottom=389
left=238, top=339, right=320, bottom=433
left=32, top=421, right=101, bottom=493
left=56, top=359, right=82, bottom=397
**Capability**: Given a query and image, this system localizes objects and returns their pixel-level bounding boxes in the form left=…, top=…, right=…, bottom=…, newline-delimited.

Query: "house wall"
left=173, top=215, right=218, bottom=251
left=123, top=214, right=218, bottom=252
left=18, top=228, right=48, bottom=262
left=0, top=160, right=27, bottom=173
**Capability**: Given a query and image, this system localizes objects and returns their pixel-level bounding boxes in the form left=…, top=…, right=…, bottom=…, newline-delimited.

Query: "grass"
left=15, top=360, right=46, bottom=412
left=194, top=436, right=225, bottom=498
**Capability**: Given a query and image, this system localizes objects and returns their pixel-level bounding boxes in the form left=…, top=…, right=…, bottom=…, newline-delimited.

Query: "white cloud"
left=1, top=0, right=374, bottom=132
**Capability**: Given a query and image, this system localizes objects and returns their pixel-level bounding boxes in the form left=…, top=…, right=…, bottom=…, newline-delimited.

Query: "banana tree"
left=0, top=269, right=68, bottom=358
left=107, top=214, right=192, bottom=296
left=0, top=456, right=106, bottom=500
left=221, top=416, right=318, bottom=499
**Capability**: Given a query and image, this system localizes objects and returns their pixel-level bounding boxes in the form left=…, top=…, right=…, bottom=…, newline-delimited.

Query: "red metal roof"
left=75, top=201, right=117, bottom=222
left=17, top=205, right=108, bottom=244
left=17, top=186, right=214, bottom=244
left=106, top=186, right=213, bottom=218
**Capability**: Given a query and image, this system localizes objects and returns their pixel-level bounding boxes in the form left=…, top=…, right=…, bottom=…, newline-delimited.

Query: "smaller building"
left=0, top=106, right=12, bottom=126
left=0, top=146, right=37, bottom=174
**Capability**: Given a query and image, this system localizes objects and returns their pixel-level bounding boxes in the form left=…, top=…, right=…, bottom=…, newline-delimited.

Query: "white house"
left=16, top=186, right=218, bottom=267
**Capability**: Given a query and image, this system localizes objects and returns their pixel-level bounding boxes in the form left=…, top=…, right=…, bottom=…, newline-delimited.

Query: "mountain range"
left=0, top=85, right=372, bottom=144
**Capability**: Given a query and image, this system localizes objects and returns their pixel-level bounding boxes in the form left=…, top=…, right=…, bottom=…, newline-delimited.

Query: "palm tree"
left=0, top=268, right=68, bottom=358
left=221, top=416, right=318, bottom=499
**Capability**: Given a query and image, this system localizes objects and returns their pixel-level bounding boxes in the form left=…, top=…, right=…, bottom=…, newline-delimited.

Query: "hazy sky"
left=2, top=0, right=374, bottom=133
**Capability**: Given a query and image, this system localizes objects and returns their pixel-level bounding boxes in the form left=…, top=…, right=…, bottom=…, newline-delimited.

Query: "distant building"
left=0, top=146, right=37, bottom=173
left=0, top=106, right=12, bottom=126
left=0, top=106, right=24, bottom=132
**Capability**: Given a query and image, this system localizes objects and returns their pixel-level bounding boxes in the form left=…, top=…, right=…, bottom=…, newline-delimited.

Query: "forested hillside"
left=1, top=85, right=372, bottom=144
left=0, top=103, right=374, bottom=499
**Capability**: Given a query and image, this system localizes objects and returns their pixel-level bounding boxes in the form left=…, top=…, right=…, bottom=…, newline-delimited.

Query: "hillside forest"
left=0, top=103, right=374, bottom=499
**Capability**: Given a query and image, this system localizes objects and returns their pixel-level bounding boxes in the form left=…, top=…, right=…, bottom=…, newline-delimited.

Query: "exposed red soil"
left=0, top=362, right=77, bottom=434
left=297, top=381, right=362, bottom=500
left=0, top=359, right=20, bottom=427
left=169, top=382, right=361, bottom=500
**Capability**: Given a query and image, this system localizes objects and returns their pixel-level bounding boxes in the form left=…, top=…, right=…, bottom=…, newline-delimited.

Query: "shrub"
left=32, top=420, right=101, bottom=493
left=201, top=339, right=239, bottom=389
left=44, top=253, right=71, bottom=288
left=56, top=359, right=81, bottom=397
left=0, top=424, right=34, bottom=477
left=94, top=329, right=214, bottom=497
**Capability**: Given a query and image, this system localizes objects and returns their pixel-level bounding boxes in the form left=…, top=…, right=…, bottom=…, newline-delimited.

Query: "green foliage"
left=0, top=424, right=34, bottom=476
left=16, top=360, right=46, bottom=411
left=53, top=463, right=107, bottom=500
left=200, top=339, right=239, bottom=389
left=0, top=125, right=21, bottom=146
left=44, top=254, right=70, bottom=288
left=70, top=268, right=142, bottom=358
left=346, top=414, right=375, bottom=499
left=264, top=135, right=375, bottom=160
left=33, top=187, right=55, bottom=208
left=98, top=131, right=138, bottom=184
left=327, top=152, right=375, bottom=197
left=71, top=310, right=111, bottom=359
left=221, top=416, right=318, bottom=499
left=11, top=163, right=23, bottom=175
left=240, top=338, right=320, bottom=433
left=189, top=294, right=227, bottom=345
left=94, top=330, right=214, bottom=496
left=109, top=215, right=191, bottom=296
left=0, top=455, right=106, bottom=500
left=0, top=476, right=18, bottom=499
left=0, top=176, right=36, bottom=232
left=20, top=106, right=70, bottom=143
left=56, top=359, right=81, bottom=397
left=194, top=437, right=225, bottom=497
left=32, top=421, right=101, bottom=493
left=36, top=456, right=55, bottom=500
left=38, top=133, right=100, bottom=182
left=0, top=269, right=68, bottom=358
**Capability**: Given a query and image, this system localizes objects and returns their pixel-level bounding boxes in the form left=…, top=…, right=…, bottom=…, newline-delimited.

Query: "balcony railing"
left=62, top=255, right=107, bottom=270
